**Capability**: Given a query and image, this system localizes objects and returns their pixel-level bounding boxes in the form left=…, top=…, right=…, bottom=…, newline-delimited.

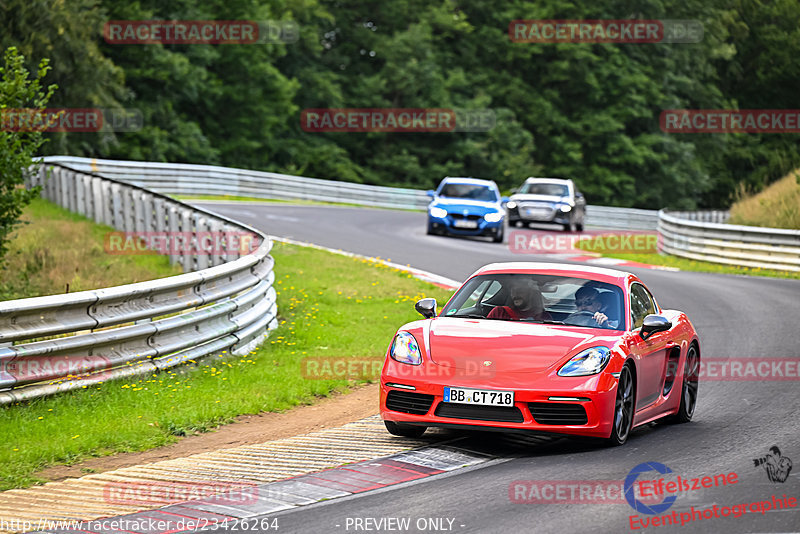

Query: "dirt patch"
left=36, top=383, right=380, bottom=482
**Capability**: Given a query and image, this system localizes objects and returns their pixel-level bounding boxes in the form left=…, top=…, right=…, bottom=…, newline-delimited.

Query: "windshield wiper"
left=521, top=319, right=565, bottom=324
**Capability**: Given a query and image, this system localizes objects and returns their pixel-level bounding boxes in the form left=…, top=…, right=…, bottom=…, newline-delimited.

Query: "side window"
left=630, top=283, right=656, bottom=330
left=479, top=281, right=502, bottom=306
left=459, top=280, right=491, bottom=310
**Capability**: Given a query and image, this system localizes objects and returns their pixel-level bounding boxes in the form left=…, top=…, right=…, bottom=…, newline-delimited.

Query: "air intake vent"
left=386, top=390, right=435, bottom=415
left=434, top=403, right=524, bottom=423
left=529, top=402, right=588, bottom=425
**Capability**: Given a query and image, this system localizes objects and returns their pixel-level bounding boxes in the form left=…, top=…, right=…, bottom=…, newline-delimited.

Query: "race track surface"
left=198, top=202, right=800, bottom=534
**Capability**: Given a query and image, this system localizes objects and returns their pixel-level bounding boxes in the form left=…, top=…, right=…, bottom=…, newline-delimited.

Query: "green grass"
left=175, top=194, right=421, bottom=211
left=0, top=241, right=454, bottom=491
left=575, top=239, right=800, bottom=280
left=0, top=198, right=182, bottom=300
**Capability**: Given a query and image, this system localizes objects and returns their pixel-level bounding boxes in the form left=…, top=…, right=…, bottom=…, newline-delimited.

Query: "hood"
left=432, top=198, right=501, bottom=214
left=510, top=193, right=571, bottom=205
left=427, top=318, right=611, bottom=374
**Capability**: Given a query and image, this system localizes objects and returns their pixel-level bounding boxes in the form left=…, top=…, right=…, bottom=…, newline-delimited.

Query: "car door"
left=628, top=283, right=671, bottom=409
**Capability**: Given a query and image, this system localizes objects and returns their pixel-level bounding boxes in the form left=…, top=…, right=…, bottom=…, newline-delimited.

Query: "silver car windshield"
left=519, top=183, right=569, bottom=197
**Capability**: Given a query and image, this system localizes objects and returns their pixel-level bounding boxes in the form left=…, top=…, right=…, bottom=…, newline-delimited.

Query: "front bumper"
left=429, top=216, right=503, bottom=236
left=379, top=359, right=618, bottom=438
left=507, top=206, right=571, bottom=226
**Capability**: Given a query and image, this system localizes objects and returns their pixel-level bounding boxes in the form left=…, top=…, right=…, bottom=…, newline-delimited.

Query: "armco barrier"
left=0, top=163, right=276, bottom=404
left=659, top=210, right=800, bottom=272
left=39, top=157, right=798, bottom=271
left=41, top=157, right=661, bottom=230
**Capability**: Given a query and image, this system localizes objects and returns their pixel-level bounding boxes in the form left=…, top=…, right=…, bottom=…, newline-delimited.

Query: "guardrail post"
left=167, top=204, right=180, bottom=266
left=194, top=214, right=210, bottom=271
left=180, top=208, right=194, bottom=272
left=91, top=177, right=104, bottom=224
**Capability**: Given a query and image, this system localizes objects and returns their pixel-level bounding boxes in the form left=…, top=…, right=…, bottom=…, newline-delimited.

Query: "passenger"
left=487, top=282, right=552, bottom=321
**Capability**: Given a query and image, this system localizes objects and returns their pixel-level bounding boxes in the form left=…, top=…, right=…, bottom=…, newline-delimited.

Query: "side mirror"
left=640, top=314, right=671, bottom=340
left=510, top=187, right=519, bottom=194
left=426, top=190, right=435, bottom=198
left=415, top=298, right=437, bottom=319
left=500, top=195, right=509, bottom=207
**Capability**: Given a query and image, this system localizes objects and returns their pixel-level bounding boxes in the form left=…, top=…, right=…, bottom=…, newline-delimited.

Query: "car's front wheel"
left=492, top=226, right=504, bottom=243
left=605, top=363, right=635, bottom=446
left=384, top=420, right=427, bottom=438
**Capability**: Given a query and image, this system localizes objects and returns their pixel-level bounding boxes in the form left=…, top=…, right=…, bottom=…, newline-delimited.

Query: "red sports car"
left=380, top=262, right=700, bottom=446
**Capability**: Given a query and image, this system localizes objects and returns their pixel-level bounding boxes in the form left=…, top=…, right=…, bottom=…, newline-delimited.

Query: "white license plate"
left=453, top=220, right=478, bottom=229
left=523, top=208, right=550, bottom=219
left=443, top=387, right=514, bottom=406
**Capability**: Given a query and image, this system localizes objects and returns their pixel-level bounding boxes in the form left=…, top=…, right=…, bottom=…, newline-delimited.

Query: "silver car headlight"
left=390, top=332, right=422, bottom=365
left=506, top=201, right=517, bottom=209
left=557, top=347, right=611, bottom=376
left=559, top=204, right=572, bottom=213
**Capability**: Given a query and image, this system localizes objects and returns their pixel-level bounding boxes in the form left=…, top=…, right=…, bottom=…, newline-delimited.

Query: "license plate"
left=453, top=220, right=478, bottom=229
left=523, top=208, right=550, bottom=219
left=443, top=387, right=514, bottom=406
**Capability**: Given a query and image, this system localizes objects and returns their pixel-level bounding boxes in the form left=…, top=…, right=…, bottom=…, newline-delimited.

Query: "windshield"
left=439, top=183, right=498, bottom=202
left=442, top=273, right=624, bottom=330
left=519, top=183, right=569, bottom=197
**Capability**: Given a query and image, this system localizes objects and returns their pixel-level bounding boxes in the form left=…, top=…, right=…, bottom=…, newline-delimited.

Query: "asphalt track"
left=198, top=202, right=800, bottom=534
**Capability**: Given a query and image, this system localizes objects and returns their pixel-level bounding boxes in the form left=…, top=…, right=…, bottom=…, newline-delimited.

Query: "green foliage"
left=1, top=0, right=798, bottom=209
left=0, top=47, right=56, bottom=263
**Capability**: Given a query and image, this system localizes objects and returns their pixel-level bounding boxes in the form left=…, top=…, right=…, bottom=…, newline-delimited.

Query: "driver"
left=566, top=286, right=617, bottom=328
left=488, top=281, right=552, bottom=321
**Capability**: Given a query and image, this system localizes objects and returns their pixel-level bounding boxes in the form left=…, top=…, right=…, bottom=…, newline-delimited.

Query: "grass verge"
left=0, top=198, right=182, bottom=300
left=728, top=170, right=800, bottom=229
left=0, top=241, right=454, bottom=491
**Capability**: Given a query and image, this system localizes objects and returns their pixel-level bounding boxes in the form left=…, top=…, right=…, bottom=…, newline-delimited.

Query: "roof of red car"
left=471, top=262, right=633, bottom=284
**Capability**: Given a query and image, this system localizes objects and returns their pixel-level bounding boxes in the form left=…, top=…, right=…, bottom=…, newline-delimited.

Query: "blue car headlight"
left=484, top=211, right=504, bottom=223
left=557, top=347, right=611, bottom=376
left=390, top=332, right=422, bottom=365
left=430, top=207, right=448, bottom=219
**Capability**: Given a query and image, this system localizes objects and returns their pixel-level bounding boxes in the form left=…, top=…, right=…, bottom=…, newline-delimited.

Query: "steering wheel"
left=570, top=310, right=596, bottom=317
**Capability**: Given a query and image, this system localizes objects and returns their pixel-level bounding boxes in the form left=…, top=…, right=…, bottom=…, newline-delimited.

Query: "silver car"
left=506, top=177, right=586, bottom=232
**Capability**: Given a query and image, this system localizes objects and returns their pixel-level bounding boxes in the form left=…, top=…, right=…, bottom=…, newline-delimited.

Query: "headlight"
left=390, top=332, right=422, bottom=365
left=557, top=347, right=611, bottom=376
left=559, top=204, right=572, bottom=213
left=506, top=201, right=517, bottom=209
left=430, top=207, right=448, bottom=218
left=484, top=211, right=504, bottom=223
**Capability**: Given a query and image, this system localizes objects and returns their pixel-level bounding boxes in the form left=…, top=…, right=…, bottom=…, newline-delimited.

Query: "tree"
left=0, top=47, right=56, bottom=263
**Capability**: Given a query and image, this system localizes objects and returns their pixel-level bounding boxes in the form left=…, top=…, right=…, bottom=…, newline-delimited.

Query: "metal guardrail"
left=0, top=163, right=277, bottom=404
left=40, top=156, right=798, bottom=272
left=42, top=156, right=432, bottom=211
left=43, top=156, right=663, bottom=230
left=659, top=210, right=800, bottom=272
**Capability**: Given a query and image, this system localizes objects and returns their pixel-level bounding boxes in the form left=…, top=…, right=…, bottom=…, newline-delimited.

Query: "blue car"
left=426, top=177, right=507, bottom=243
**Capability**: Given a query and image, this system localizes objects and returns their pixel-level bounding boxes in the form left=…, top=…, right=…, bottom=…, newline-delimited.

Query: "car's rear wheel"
left=605, top=363, right=635, bottom=446
left=664, top=344, right=699, bottom=424
left=384, top=420, right=427, bottom=438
